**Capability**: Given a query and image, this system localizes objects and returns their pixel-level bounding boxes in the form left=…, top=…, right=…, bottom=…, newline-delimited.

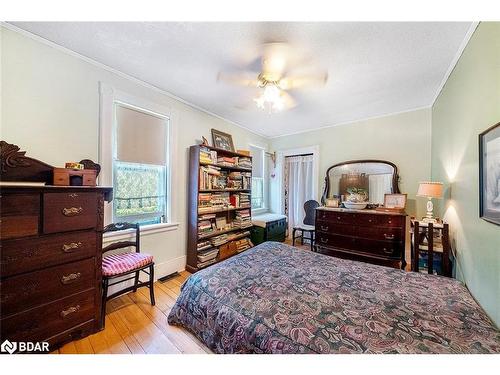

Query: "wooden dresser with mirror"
left=0, top=141, right=112, bottom=351
left=316, top=159, right=408, bottom=269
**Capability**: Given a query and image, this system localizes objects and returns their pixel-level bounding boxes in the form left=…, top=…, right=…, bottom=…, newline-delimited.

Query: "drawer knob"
left=60, top=304, right=81, bottom=318
left=62, top=206, right=83, bottom=216
left=61, top=272, right=82, bottom=284
left=382, top=247, right=393, bottom=254
left=337, top=216, right=341, bottom=220
left=68, top=193, right=79, bottom=198
left=384, top=234, right=395, bottom=240
left=62, top=242, right=83, bottom=253
left=321, top=225, right=329, bottom=231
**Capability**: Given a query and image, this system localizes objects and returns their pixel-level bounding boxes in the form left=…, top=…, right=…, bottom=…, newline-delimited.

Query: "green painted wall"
left=431, top=22, right=500, bottom=326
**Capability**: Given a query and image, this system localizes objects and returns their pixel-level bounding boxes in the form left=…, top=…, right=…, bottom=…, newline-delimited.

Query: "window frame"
left=249, top=144, right=267, bottom=213
left=99, top=83, right=179, bottom=235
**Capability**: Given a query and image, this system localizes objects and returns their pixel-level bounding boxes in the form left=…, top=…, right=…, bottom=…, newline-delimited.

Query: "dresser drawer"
left=356, top=226, right=403, bottom=242
left=0, top=289, right=95, bottom=343
left=43, top=192, right=98, bottom=233
left=316, top=221, right=357, bottom=237
left=316, top=232, right=358, bottom=251
left=376, top=215, right=404, bottom=227
left=1, top=231, right=97, bottom=277
left=0, top=194, right=40, bottom=239
left=0, top=258, right=96, bottom=316
left=316, top=210, right=356, bottom=224
left=356, top=238, right=402, bottom=258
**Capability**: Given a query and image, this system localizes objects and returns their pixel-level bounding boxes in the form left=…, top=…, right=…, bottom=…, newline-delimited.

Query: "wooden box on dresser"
left=315, top=207, right=408, bottom=269
left=0, top=141, right=112, bottom=352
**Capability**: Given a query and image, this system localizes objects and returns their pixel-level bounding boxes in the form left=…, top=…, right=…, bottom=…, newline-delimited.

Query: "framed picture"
left=211, top=129, right=235, bottom=152
left=384, top=193, right=407, bottom=210
left=479, top=122, right=500, bottom=226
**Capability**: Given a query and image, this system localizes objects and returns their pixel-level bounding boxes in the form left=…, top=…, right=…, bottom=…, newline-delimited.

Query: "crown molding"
left=269, top=105, right=431, bottom=139
left=431, top=21, right=479, bottom=106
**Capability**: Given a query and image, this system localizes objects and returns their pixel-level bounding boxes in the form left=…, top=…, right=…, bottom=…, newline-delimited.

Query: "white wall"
left=0, top=26, right=269, bottom=280
left=268, top=108, right=432, bottom=219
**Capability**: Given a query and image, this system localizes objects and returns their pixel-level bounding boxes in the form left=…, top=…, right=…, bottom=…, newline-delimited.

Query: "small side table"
left=412, top=221, right=452, bottom=277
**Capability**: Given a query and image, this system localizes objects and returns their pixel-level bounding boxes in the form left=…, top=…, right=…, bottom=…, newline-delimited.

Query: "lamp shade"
left=417, top=182, right=443, bottom=198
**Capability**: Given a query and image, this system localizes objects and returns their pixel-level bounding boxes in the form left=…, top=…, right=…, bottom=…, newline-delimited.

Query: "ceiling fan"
left=218, top=42, right=328, bottom=112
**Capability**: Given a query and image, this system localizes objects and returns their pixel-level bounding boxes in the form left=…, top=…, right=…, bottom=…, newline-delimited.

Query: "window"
left=113, top=103, right=169, bottom=225
left=250, top=145, right=265, bottom=210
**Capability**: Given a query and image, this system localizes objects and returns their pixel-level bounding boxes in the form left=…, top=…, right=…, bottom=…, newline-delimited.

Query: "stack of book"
left=217, top=156, right=237, bottom=167
left=197, top=240, right=213, bottom=252
left=199, top=165, right=222, bottom=190
left=234, top=209, right=252, bottom=228
left=198, top=219, right=214, bottom=237
left=200, top=147, right=217, bottom=164
left=197, top=247, right=219, bottom=269
left=229, top=192, right=251, bottom=208
left=235, top=238, right=253, bottom=253
left=198, top=193, right=212, bottom=212
left=238, top=157, right=252, bottom=169
left=198, top=192, right=232, bottom=213
left=227, top=230, right=251, bottom=241
left=226, top=171, right=250, bottom=189
left=211, top=233, right=228, bottom=246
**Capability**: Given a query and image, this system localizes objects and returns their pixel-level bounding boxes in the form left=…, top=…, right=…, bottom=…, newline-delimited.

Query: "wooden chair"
left=292, top=200, right=320, bottom=251
left=412, top=221, right=452, bottom=277
left=101, top=222, right=155, bottom=328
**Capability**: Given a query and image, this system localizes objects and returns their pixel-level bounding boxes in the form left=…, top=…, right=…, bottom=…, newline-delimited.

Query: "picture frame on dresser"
left=479, top=122, right=500, bottom=226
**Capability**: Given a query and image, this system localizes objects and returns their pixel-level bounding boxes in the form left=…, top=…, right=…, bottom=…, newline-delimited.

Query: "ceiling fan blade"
left=281, top=91, right=297, bottom=109
left=261, top=42, right=290, bottom=82
left=279, top=74, right=328, bottom=90
left=217, top=72, right=260, bottom=87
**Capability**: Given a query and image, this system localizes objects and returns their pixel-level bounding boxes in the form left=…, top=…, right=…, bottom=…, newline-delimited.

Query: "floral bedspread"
left=167, top=242, right=499, bottom=353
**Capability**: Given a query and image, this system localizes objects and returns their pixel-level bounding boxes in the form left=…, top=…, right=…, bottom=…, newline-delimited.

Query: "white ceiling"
left=11, top=22, right=473, bottom=138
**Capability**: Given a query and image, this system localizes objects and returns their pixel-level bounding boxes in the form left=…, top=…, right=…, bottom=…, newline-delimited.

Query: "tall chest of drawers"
left=315, top=207, right=408, bottom=269
left=0, top=186, right=112, bottom=350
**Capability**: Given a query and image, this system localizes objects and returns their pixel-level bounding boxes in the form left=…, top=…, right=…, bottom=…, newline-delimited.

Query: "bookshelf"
left=186, top=145, right=254, bottom=272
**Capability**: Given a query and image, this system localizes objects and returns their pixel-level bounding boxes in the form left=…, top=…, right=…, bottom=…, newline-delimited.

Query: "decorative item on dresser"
left=186, top=144, right=253, bottom=273
left=318, top=159, right=407, bottom=269
left=0, top=141, right=112, bottom=352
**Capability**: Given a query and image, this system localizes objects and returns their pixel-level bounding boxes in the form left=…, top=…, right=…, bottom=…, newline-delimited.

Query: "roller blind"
left=116, top=104, right=167, bottom=165
left=250, top=145, right=264, bottom=178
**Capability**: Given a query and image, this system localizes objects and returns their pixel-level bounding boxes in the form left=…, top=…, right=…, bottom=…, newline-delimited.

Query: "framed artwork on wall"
left=479, top=122, right=500, bottom=225
left=211, top=129, right=235, bottom=152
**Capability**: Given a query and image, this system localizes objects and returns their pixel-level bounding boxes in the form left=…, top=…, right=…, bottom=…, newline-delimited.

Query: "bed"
left=167, top=242, right=500, bottom=353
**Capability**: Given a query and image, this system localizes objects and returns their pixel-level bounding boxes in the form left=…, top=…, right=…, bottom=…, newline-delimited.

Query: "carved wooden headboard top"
left=0, top=141, right=54, bottom=183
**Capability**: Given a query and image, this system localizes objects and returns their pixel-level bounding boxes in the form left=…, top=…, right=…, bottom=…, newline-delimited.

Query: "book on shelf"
left=197, top=247, right=219, bottom=263
left=197, top=240, right=213, bottom=252
left=197, top=258, right=218, bottom=269
left=234, top=209, right=252, bottom=228
left=238, top=157, right=252, bottom=169
left=200, top=147, right=218, bottom=164
left=211, top=233, right=229, bottom=246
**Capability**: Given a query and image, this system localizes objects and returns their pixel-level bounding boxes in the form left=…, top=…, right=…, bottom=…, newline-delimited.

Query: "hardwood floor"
left=54, top=270, right=211, bottom=354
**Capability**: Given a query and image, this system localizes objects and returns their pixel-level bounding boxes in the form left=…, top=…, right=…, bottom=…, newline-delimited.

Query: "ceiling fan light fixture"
left=254, top=83, right=285, bottom=112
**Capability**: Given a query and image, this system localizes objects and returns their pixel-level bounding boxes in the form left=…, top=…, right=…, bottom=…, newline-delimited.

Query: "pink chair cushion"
left=102, top=252, right=154, bottom=276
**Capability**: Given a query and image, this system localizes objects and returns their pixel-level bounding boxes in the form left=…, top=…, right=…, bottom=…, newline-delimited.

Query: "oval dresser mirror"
left=321, top=160, right=400, bottom=205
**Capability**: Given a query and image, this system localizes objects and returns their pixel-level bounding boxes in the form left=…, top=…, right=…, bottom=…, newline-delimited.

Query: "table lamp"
left=417, top=181, right=443, bottom=223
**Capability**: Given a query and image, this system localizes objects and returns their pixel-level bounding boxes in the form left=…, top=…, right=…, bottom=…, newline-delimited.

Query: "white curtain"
left=368, top=173, right=393, bottom=204
left=286, top=155, right=314, bottom=231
